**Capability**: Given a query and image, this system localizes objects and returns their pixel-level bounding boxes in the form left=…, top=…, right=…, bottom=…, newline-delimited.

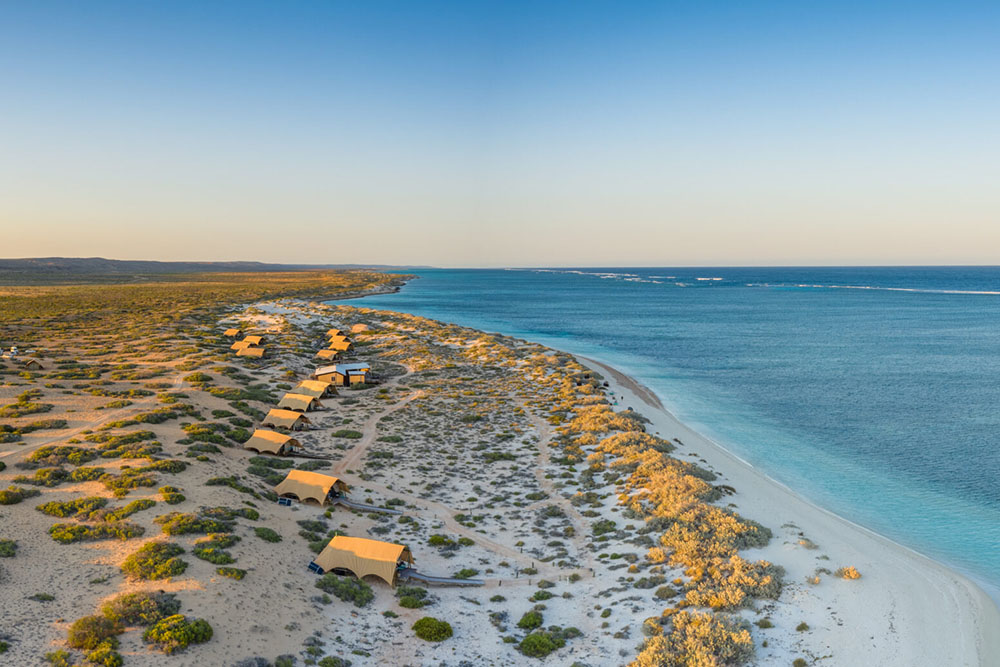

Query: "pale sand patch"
left=580, top=355, right=1000, bottom=667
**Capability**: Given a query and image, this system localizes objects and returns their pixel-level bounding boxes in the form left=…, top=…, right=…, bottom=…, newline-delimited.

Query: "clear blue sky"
left=2, top=1, right=998, bottom=266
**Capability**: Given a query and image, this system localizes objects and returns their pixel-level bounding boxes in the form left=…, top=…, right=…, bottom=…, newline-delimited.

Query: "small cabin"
left=261, top=408, right=311, bottom=431
left=313, top=363, right=372, bottom=387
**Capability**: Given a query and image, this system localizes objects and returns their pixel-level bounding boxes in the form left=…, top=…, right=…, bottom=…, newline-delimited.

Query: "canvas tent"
left=237, top=346, right=266, bottom=358
left=243, top=335, right=265, bottom=346
left=328, top=339, right=352, bottom=352
left=262, top=408, right=311, bottom=430
left=21, top=359, right=43, bottom=370
left=326, top=328, right=342, bottom=337
left=315, top=349, right=339, bottom=360
left=223, top=328, right=241, bottom=337
left=274, top=469, right=348, bottom=505
left=230, top=340, right=252, bottom=351
left=294, top=380, right=337, bottom=398
left=313, top=536, right=413, bottom=586
left=244, top=429, right=302, bottom=455
left=277, top=392, right=322, bottom=412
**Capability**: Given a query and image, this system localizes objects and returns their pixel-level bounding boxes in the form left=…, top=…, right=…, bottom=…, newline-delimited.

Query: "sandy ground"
left=581, top=356, right=1000, bottom=667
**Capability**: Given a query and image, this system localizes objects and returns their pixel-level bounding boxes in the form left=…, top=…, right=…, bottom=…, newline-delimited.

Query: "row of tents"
left=242, top=324, right=417, bottom=587
left=226, top=329, right=267, bottom=358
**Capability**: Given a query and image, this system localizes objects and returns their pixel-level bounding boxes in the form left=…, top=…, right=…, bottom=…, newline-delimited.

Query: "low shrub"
left=159, top=486, right=186, bottom=504
left=67, top=614, right=119, bottom=650
left=0, top=485, right=41, bottom=505
left=331, top=430, right=363, bottom=439
left=155, top=512, right=232, bottom=535
left=37, top=496, right=108, bottom=518
left=143, top=614, right=213, bottom=654
left=517, top=611, right=543, bottom=630
left=0, top=539, right=17, bottom=557
left=101, top=591, right=180, bottom=626
left=121, top=542, right=187, bottom=580
left=217, top=567, right=246, bottom=580
left=835, top=566, right=861, bottom=580
left=519, top=631, right=565, bottom=658
left=412, top=616, right=452, bottom=642
left=254, top=527, right=282, bottom=543
left=315, top=573, right=374, bottom=608
left=49, top=522, right=144, bottom=544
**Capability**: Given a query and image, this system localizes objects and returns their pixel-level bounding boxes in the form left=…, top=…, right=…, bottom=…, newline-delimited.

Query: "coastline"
left=579, top=354, right=1000, bottom=666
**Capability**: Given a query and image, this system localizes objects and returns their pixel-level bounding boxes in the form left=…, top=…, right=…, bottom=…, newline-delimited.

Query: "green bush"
left=0, top=485, right=41, bottom=505
left=315, top=573, right=374, bottom=608
left=86, top=642, right=124, bottom=667
left=67, top=615, right=120, bottom=650
left=517, top=611, right=543, bottom=630
left=519, top=632, right=566, bottom=658
left=254, top=527, right=282, bottom=543
left=331, top=430, right=363, bottom=439
left=37, top=496, right=108, bottom=518
left=143, top=614, right=213, bottom=654
left=101, top=591, right=180, bottom=626
left=217, top=567, right=246, bottom=580
left=155, top=512, right=232, bottom=535
left=412, top=616, right=453, bottom=642
left=49, top=522, right=144, bottom=544
left=193, top=533, right=239, bottom=564
left=0, top=539, right=16, bottom=557
left=121, top=542, right=187, bottom=580
left=159, top=486, right=186, bottom=504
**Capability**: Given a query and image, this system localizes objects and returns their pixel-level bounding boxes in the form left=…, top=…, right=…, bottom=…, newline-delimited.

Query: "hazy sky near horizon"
left=2, top=1, right=999, bottom=267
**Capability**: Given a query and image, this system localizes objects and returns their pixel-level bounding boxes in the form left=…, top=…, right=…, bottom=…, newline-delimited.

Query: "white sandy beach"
left=581, top=356, right=1000, bottom=667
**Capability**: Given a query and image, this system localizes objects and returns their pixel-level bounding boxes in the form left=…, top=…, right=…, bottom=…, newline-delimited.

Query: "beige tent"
left=274, top=469, right=348, bottom=505
left=313, top=536, right=413, bottom=586
left=237, top=346, right=266, bottom=358
left=21, top=359, right=43, bottom=370
left=326, top=328, right=342, bottom=337
left=230, top=340, right=252, bottom=351
left=223, top=328, right=241, bottom=337
left=315, top=349, right=340, bottom=360
left=328, top=339, right=352, bottom=352
left=277, top=392, right=322, bottom=412
left=243, top=335, right=265, bottom=345
left=294, top=380, right=337, bottom=398
left=244, top=429, right=302, bottom=455
left=262, top=408, right=311, bottom=430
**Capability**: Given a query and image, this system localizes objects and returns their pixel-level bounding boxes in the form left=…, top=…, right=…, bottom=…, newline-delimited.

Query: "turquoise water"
left=335, top=267, right=1000, bottom=599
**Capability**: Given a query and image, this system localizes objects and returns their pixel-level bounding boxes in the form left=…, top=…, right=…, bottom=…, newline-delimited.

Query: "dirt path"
left=333, top=380, right=423, bottom=475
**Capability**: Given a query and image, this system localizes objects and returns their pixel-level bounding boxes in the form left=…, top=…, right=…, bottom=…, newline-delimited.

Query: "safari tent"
left=312, top=536, right=413, bottom=586
left=294, top=380, right=337, bottom=398
left=328, top=339, right=352, bottom=352
left=243, top=335, right=265, bottom=346
left=21, top=359, right=43, bottom=370
left=230, top=340, right=252, bottom=351
left=277, top=392, right=323, bottom=412
left=326, top=328, right=342, bottom=338
left=223, top=328, right=241, bottom=337
left=315, top=349, right=339, bottom=360
left=261, top=408, right=311, bottom=431
left=274, top=469, right=348, bottom=505
left=314, top=363, right=371, bottom=387
left=244, top=429, right=302, bottom=455
left=237, top=346, right=266, bottom=358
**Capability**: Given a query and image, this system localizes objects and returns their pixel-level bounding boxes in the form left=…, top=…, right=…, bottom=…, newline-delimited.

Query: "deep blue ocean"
left=335, top=267, right=1000, bottom=599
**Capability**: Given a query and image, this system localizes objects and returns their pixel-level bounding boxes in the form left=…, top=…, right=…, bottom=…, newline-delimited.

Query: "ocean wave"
left=749, top=283, right=1000, bottom=296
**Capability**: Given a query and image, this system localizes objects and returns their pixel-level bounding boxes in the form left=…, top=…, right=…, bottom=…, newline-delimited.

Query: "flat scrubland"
left=1, top=271, right=796, bottom=666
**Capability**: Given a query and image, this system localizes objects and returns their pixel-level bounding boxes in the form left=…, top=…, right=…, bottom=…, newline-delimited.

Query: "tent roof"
left=295, top=380, right=335, bottom=398
left=326, top=328, right=342, bottom=337
left=277, top=393, right=321, bottom=411
left=231, top=340, right=252, bottom=350
left=244, top=429, right=301, bottom=454
left=224, top=328, right=241, bottom=336
left=237, top=346, right=266, bottom=357
left=314, top=536, right=413, bottom=585
left=243, top=335, right=265, bottom=345
left=274, top=469, right=348, bottom=505
left=262, top=408, right=311, bottom=428
left=316, top=349, right=339, bottom=359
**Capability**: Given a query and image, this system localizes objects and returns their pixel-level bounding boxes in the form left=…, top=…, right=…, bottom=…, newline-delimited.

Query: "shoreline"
left=578, top=354, right=1000, bottom=666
